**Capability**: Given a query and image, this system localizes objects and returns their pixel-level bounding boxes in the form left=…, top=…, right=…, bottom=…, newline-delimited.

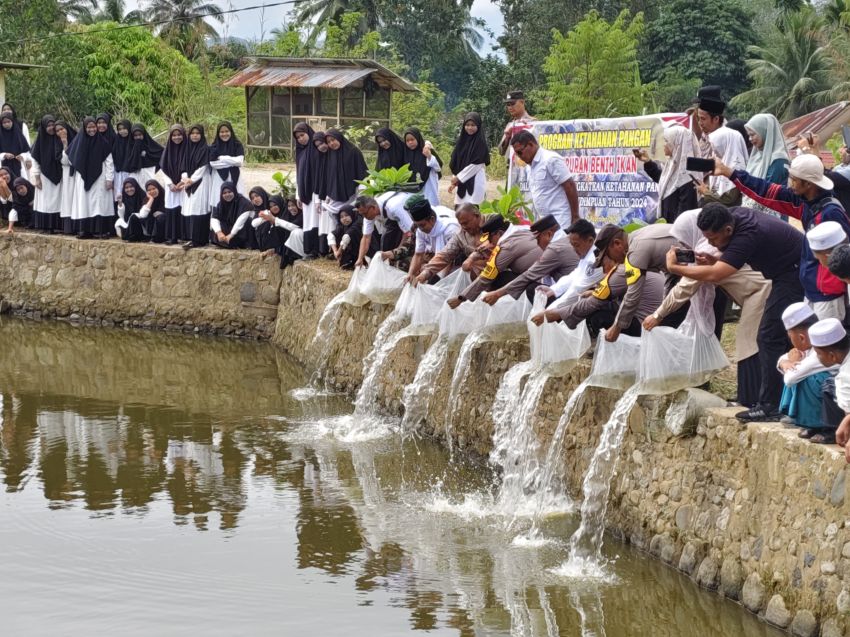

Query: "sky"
left=124, top=0, right=505, bottom=53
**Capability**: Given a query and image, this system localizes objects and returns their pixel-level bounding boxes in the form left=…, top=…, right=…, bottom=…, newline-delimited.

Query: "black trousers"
left=758, top=269, right=804, bottom=407
left=164, top=207, right=181, bottom=243
left=821, top=377, right=844, bottom=430
left=380, top=219, right=404, bottom=252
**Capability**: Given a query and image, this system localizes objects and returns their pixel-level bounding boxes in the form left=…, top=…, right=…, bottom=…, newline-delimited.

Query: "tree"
left=0, top=0, right=64, bottom=61
left=824, top=0, right=850, bottom=28
left=537, top=10, right=649, bottom=119
left=93, top=0, right=144, bottom=23
left=731, top=8, right=838, bottom=119
left=293, top=0, right=380, bottom=43
left=641, top=0, right=757, bottom=98
left=144, top=0, right=224, bottom=59
left=59, top=0, right=98, bottom=22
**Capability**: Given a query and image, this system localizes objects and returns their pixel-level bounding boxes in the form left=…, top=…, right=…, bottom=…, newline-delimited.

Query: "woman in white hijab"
left=637, top=125, right=700, bottom=223
left=743, top=113, right=791, bottom=219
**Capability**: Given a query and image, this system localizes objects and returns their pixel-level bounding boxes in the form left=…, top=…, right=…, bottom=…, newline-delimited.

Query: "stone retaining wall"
left=0, top=234, right=282, bottom=338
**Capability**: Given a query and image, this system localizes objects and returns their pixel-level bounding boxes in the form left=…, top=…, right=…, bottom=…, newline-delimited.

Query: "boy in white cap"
left=713, top=153, right=850, bottom=321
left=778, top=302, right=840, bottom=434
left=807, top=220, right=849, bottom=320
left=811, top=318, right=850, bottom=447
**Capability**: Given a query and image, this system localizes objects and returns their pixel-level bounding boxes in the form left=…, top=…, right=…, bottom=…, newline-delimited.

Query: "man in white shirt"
left=510, top=130, right=579, bottom=229
left=404, top=194, right=459, bottom=283
left=354, top=191, right=414, bottom=267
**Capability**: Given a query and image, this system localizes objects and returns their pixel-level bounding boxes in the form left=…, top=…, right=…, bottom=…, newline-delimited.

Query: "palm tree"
left=825, top=0, right=850, bottom=28
left=731, top=9, right=835, bottom=120
left=294, top=0, right=381, bottom=41
left=145, top=0, right=225, bottom=58
left=96, top=0, right=145, bottom=23
left=59, top=0, right=99, bottom=22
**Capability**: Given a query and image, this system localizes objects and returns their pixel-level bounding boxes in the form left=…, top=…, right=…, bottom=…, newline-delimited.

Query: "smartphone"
left=843, top=125, right=850, bottom=149
left=686, top=157, right=715, bottom=173
left=675, top=249, right=696, bottom=264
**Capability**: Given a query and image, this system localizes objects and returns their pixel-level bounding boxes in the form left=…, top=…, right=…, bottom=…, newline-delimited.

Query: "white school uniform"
left=453, top=163, right=486, bottom=206
left=423, top=155, right=442, bottom=206
left=59, top=151, right=75, bottom=225
left=182, top=165, right=210, bottom=217
left=71, top=154, right=114, bottom=221
left=30, top=158, right=62, bottom=215
left=127, top=166, right=157, bottom=187
left=207, top=156, right=245, bottom=210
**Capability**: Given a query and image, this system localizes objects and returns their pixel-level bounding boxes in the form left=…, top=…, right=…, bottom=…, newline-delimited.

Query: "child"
left=807, top=220, right=848, bottom=269
left=810, top=318, right=850, bottom=446
left=777, top=302, right=838, bottom=436
left=329, top=205, right=363, bottom=270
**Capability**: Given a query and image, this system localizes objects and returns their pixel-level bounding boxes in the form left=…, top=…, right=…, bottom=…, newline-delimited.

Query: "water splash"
left=400, top=337, right=451, bottom=437
left=443, top=329, right=489, bottom=457
left=558, top=385, right=641, bottom=575
left=353, top=315, right=413, bottom=415
left=308, top=292, right=346, bottom=388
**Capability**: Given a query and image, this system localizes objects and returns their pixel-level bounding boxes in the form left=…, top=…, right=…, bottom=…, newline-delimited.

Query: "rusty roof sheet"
left=223, top=57, right=418, bottom=92
left=782, top=102, right=850, bottom=145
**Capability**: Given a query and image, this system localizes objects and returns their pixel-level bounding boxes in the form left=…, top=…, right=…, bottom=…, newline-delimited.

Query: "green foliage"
left=147, top=0, right=225, bottom=60
left=538, top=10, right=650, bottom=119
left=731, top=8, right=838, bottom=120
left=458, top=56, right=520, bottom=148
left=355, top=165, right=421, bottom=196
left=271, top=171, right=297, bottom=198
left=479, top=185, right=534, bottom=224
left=391, top=76, right=447, bottom=141
left=641, top=0, right=757, bottom=98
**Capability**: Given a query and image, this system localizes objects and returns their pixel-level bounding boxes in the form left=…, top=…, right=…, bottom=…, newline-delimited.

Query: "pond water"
left=0, top=318, right=782, bottom=636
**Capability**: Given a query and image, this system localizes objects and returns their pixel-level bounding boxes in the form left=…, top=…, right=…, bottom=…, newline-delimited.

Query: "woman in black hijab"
left=208, top=121, right=245, bottom=210
left=374, top=127, right=405, bottom=171
left=322, top=128, right=367, bottom=254
left=125, top=123, right=163, bottom=185
left=54, top=120, right=77, bottom=234
left=115, top=177, right=146, bottom=241
left=96, top=114, right=117, bottom=145
left=0, top=112, right=30, bottom=177
left=329, top=204, right=363, bottom=270
left=403, top=126, right=443, bottom=206
left=0, top=166, right=14, bottom=229
left=111, top=119, right=132, bottom=204
left=159, top=123, right=188, bottom=244
left=449, top=112, right=490, bottom=206
left=302, top=129, right=328, bottom=259
left=68, top=116, right=114, bottom=238
left=210, top=181, right=254, bottom=249
left=180, top=123, right=211, bottom=249
left=5, top=177, right=35, bottom=232
left=30, top=115, right=64, bottom=233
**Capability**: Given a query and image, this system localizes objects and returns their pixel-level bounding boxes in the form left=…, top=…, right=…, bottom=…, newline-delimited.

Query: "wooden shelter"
left=223, top=57, right=418, bottom=153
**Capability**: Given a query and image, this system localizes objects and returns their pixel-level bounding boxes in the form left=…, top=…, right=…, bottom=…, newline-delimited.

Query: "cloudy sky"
left=125, top=0, right=505, bottom=52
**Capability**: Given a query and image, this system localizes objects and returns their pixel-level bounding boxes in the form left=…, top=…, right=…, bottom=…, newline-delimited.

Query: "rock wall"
left=0, top=234, right=282, bottom=338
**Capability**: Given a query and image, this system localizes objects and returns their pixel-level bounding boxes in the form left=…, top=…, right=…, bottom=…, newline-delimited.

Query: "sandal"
left=798, top=428, right=818, bottom=439
left=809, top=431, right=837, bottom=445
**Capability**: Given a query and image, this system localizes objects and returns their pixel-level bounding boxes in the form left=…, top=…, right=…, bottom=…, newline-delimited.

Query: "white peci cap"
left=809, top=318, right=847, bottom=347
left=781, top=302, right=816, bottom=330
left=807, top=221, right=847, bottom=251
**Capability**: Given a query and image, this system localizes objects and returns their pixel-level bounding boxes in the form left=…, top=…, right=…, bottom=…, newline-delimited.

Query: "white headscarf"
left=671, top=208, right=720, bottom=337
left=657, top=126, right=700, bottom=208
left=670, top=208, right=719, bottom=257
left=745, top=113, right=790, bottom=181
left=708, top=124, right=749, bottom=194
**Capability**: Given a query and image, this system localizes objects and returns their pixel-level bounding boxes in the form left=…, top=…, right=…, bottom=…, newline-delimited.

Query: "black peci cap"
left=529, top=214, right=558, bottom=234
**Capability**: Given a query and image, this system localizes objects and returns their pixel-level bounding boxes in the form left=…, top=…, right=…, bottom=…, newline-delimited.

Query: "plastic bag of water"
left=637, top=325, right=729, bottom=395
left=438, top=299, right=489, bottom=340
left=587, top=330, right=641, bottom=390
left=342, top=266, right=370, bottom=306
left=410, top=270, right=470, bottom=332
left=360, top=255, right=408, bottom=304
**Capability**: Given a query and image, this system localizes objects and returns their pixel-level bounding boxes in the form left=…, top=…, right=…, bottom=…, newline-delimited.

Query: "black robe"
left=449, top=112, right=490, bottom=199
left=324, top=129, right=367, bottom=202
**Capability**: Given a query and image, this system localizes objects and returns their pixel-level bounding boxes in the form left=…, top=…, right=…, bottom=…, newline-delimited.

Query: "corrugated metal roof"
left=223, top=64, right=373, bottom=89
left=223, top=57, right=418, bottom=92
left=782, top=102, right=850, bottom=146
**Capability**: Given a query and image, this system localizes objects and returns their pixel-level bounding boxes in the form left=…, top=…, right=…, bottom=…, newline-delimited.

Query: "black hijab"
left=449, top=112, right=490, bottom=199
left=120, top=177, right=145, bottom=215
left=311, top=130, right=328, bottom=200
left=325, top=129, right=367, bottom=202
left=54, top=120, right=77, bottom=175
left=96, top=113, right=116, bottom=145
left=144, top=179, right=166, bottom=213
left=67, top=116, right=113, bottom=191
left=111, top=119, right=132, bottom=172
left=279, top=196, right=303, bottom=227
left=248, top=186, right=270, bottom=212
left=126, top=123, right=163, bottom=172
left=293, top=122, right=317, bottom=201
left=402, top=127, right=433, bottom=187
left=159, top=124, right=187, bottom=184
left=12, top=177, right=34, bottom=208
left=31, top=115, right=63, bottom=185
left=375, top=127, right=405, bottom=171
left=185, top=124, right=209, bottom=195
left=209, top=121, right=244, bottom=182
left=213, top=181, right=253, bottom=229
left=0, top=112, right=30, bottom=177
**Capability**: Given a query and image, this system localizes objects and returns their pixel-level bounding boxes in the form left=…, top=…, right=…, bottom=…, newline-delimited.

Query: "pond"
left=0, top=317, right=781, bottom=636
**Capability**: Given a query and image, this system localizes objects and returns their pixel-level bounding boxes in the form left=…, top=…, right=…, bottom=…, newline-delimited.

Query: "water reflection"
left=0, top=318, right=782, bottom=636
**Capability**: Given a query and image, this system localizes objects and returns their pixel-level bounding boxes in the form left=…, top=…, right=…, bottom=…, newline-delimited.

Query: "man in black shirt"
left=666, top=203, right=804, bottom=422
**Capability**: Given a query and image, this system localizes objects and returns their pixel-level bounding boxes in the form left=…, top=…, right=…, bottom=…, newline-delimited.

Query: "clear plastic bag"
left=534, top=320, right=592, bottom=371
left=527, top=291, right=549, bottom=363
left=409, top=270, right=470, bottom=332
left=359, top=255, right=408, bottom=304
left=342, top=266, right=370, bottom=307
left=637, top=325, right=729, bottom=395
left=586, top=330, right=642, bottom=390
left=482, top=294, right=531, bottom=339
left=438, top=298, right=489, bottom=340
left=394, top=283, right=416, bottom=319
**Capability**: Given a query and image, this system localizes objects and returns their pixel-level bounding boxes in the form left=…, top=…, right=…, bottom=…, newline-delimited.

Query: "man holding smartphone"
left=666, top=203, right=804, bottom=423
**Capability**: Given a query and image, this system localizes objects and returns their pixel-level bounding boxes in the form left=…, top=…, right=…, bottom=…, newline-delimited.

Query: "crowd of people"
left=7, top=86, right=850, bottom=459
